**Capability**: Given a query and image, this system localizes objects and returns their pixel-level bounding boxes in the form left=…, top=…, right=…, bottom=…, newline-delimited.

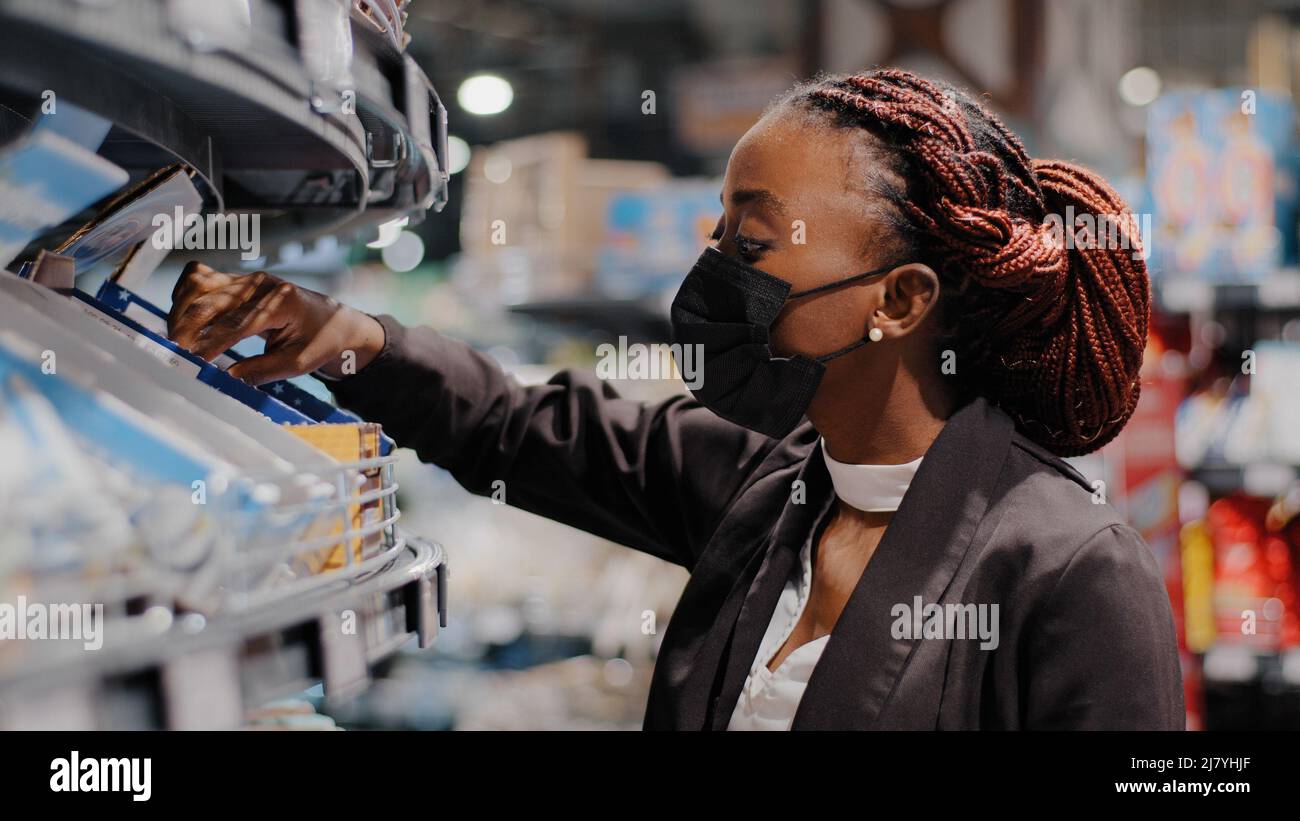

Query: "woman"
left=168, top=69, right=1183, bottom=730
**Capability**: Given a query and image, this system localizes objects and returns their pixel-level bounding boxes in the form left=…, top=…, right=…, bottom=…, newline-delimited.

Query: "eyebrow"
left=722, top=188, right=788, bottom=216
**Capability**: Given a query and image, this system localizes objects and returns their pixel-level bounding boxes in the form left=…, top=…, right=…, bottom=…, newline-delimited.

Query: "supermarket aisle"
left=0, top=0, right=1298, bottom=746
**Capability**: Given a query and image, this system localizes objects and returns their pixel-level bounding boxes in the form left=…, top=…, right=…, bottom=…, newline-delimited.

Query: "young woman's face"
left=711, top=109, right=903, bottom=362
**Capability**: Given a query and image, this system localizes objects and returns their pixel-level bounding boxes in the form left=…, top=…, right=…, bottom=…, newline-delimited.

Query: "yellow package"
left=286, top=424, right=370, bottom=573
left=356, top=423, right=386, bottom=561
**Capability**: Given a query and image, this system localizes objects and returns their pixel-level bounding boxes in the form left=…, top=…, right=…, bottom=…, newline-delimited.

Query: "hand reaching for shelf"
left=166, top=262, right=386, bottom=385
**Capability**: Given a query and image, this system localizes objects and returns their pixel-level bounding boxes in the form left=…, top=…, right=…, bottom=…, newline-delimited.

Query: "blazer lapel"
left=704, top=454, right=837, bottom=730
left=644, top=436, right=826, bottom=732
left=791, top=397, right=1014, bottom=730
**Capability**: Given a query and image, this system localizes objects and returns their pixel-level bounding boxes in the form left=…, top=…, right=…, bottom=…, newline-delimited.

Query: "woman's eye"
left=734, top=235, right=765, bottom=261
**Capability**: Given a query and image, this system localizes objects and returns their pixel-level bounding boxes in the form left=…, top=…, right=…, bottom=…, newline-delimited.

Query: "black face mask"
left=669, top=246, right=895, bottom=439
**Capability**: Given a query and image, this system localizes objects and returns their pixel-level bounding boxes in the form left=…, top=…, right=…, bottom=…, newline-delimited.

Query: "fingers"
left=187, top=280, right=297, bottom=361
left=226, top=344, right=317, bottom=387
left=164, top=263, right=347, bottom=386
left=169, top=277, right=259, bottom=350
left=170, top=260, right=210, bottom=308
left=168, top=261, right=235, bottom=336
left=169, top=270, right=279, bottom=351
left=171, top=260, right=217, bottom=304
left=225, top=313, right=352, bottom=385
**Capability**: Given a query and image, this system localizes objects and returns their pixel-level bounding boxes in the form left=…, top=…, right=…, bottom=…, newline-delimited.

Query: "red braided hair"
left=786, top=69, right=1149, bottom=456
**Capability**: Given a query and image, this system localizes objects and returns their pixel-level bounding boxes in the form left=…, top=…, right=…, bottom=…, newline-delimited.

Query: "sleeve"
left=326, top=315, right=777, bottom=569
left=1024, top=523, right=1186, bottom=730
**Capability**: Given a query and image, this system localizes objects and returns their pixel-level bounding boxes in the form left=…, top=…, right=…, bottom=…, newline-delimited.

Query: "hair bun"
left=989, top=158, right=1150, bottom=455
left=941, top=204, right=1072, bottom=336
left=794, top=69, right=1150, bottom=456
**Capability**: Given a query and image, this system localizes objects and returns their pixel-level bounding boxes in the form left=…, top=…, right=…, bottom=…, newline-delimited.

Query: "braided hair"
left=779, top=69, right=1149, bottom=456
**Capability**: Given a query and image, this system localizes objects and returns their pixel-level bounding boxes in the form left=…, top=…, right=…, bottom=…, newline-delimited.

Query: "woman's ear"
left=874, top=263, right=940, bottom=339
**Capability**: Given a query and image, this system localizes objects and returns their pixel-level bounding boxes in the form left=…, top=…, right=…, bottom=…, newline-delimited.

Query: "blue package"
left=0, top=130, right=129, bottom=271
left=91, top=281, right=394, bottom=454
left=596, top=182, right=720, bottom=299
left=1147, top=89, right=1297, bottom=282
left=0, top=344, right=213, bottom=488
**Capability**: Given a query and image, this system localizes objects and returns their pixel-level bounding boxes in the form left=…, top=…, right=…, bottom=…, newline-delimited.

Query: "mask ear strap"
left=813, top=337, right=870, bottom=364
left=787, top=264, right=895, bottom=300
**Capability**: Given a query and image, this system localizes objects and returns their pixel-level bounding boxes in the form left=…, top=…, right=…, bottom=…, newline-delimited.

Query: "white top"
left=820, top=439, right=924, bottom=513
left=727, top=440, right=923, bottom=730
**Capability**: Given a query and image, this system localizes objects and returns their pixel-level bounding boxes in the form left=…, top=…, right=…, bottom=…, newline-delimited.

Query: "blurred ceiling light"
left=381, top=230, right=425, bottom=273
left=366, top=216, right=410, bottom=249
left=483, top=153, right=513, bottom=184
left=447, top=135, right=471, bottom=175
left=457, top=74, right=513, bottom=116
left=1118, top=67, right=1161, bottom=107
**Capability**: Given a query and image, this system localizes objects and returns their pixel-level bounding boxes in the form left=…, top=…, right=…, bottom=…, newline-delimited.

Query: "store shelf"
left=0, top=534, right=447, bottom=730
left=1187, top=462, right=1300, bottom=497
left=1202, top=644, right=1300, bottom=685
left=1157, top=271, right=1300, bottom=314
left=0, top=0, right=448, bottom=255
left=508, top=295, right=671, bottom=341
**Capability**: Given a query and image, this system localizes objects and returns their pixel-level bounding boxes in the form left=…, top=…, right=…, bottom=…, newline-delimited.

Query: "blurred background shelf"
left=1158, top=271, right=1300, bottom=314
left=1188, top=463, right=1300, bottom=497
left=507, top=294, right=671, bottom=341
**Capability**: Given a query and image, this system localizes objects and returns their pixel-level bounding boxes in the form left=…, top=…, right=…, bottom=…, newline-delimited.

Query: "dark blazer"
left=331, top=316, right=1186, bottom=730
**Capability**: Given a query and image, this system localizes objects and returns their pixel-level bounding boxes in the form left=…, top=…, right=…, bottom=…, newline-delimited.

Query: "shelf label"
left=71, top=299, right=202, bottom=377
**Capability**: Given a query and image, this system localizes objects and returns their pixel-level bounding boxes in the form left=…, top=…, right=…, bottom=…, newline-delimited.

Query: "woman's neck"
left=814, top=373, right=954, bottom=465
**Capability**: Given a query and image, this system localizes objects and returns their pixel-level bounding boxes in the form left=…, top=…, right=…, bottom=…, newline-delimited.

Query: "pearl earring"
left=868, top=327, right=884, bottom=342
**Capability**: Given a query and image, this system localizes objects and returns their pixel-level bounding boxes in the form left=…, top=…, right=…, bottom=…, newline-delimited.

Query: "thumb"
left=226, top=345, right=309, bottom=387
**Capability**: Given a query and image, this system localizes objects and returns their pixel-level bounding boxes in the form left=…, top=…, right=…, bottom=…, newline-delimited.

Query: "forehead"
left=723, top=109, right=877, bottom=222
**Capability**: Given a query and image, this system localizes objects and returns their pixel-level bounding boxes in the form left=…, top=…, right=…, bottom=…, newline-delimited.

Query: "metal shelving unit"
left=0, top=534, right=447, bottom=730
left=0, top=0, right=455, bottom=729
left=0, top=0, right=449, bottom=258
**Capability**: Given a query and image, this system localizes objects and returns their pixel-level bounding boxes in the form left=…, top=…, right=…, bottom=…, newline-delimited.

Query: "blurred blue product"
left=0, top=339, right=232, bottom=574
left=1147, top=89, right=1297, bottom=283
left=34, top=101, right=115, bottom=152
left=0, top=131, right=129, bottom=270
left=596, top=180, right=721, bottom=299
left=0, top=343, right=212, bottom=488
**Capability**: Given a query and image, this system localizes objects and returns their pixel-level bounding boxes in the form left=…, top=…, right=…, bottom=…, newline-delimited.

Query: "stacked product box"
left=1147, top=88, right=1298, bottom=283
